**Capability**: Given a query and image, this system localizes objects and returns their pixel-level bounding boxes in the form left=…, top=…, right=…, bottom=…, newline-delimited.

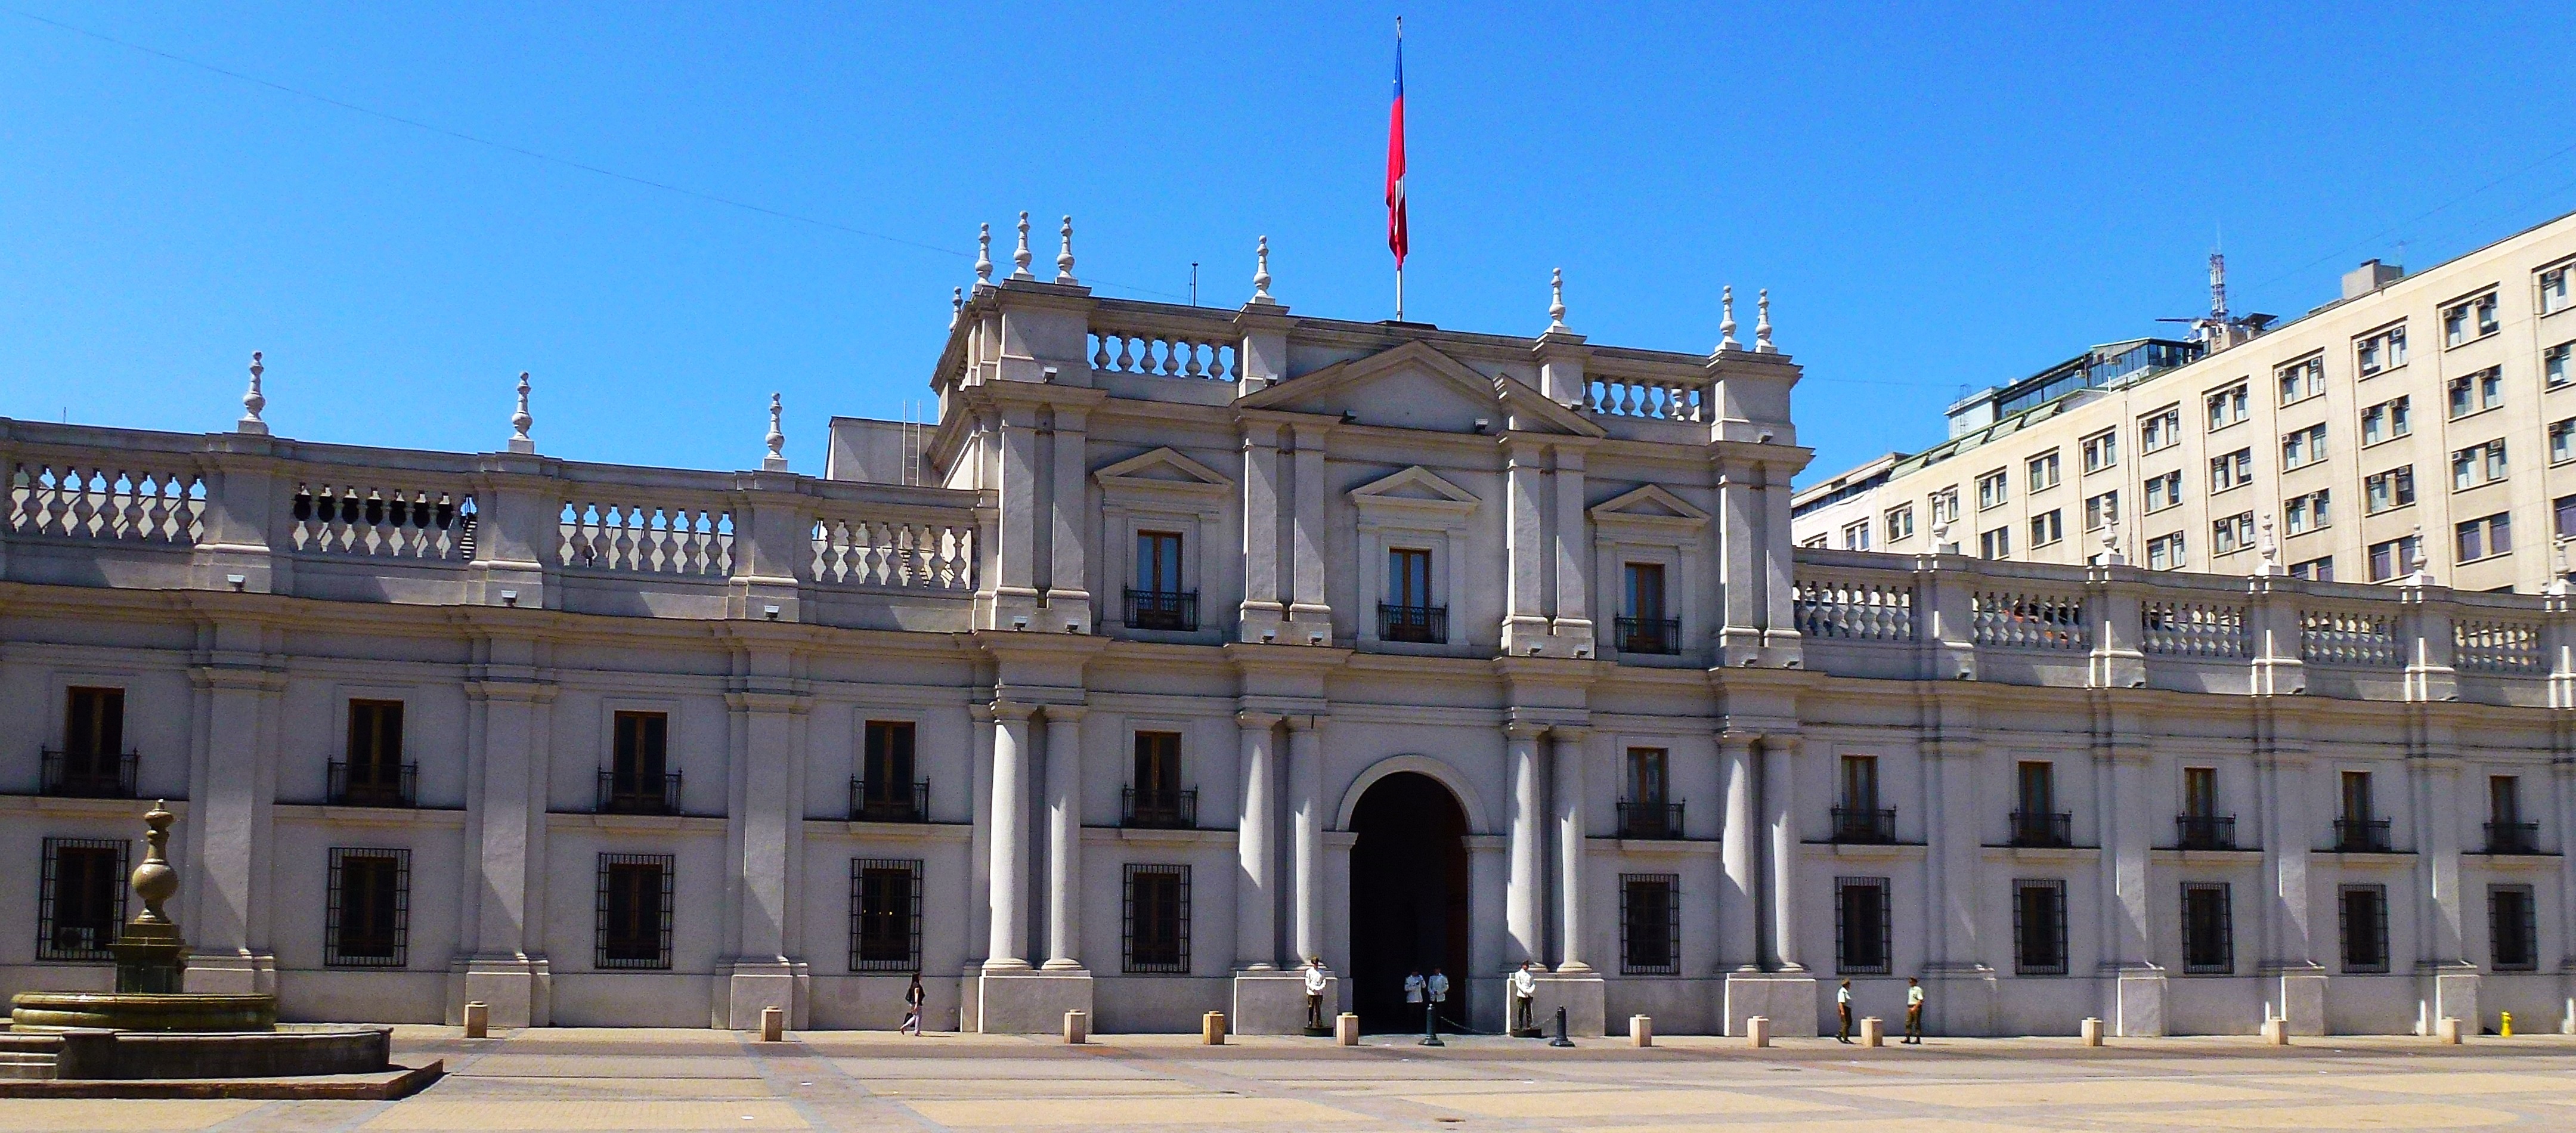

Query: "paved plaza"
left=10, top=1026, right=2576, bottom=1131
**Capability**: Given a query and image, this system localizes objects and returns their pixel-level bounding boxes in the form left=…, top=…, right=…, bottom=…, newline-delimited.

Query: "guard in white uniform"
left=1303, top=956, right=1330, bottom=1030
left=1510, top=961, right=1540, bottom=1035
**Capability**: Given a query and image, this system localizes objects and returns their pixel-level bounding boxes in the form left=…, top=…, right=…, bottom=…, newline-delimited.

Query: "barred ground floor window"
left=2181, top=883, right=2233, bottom=974
left=1123, top=863, right=1190, bottom=974
left=1835, top=877, right=1890, bottom=975
left=2490, top=884, right=2538, bottom=971
left=850, top=858, right=923, bottom=972
left=2339, top=884, right=2389, bottom=973
left=39, top=837, right=126, bottom=961
left=1620, top=874, right=1679, bottom=975
left=2012, top=879, right=2067, bottom=975
left=326, top=847, right=410, bottom=967
left=596, top=853, right=674, bottom=970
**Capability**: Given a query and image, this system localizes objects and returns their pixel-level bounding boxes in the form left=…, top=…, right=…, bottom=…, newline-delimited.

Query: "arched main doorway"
left=1346, top=770, right=1472, bottom=1031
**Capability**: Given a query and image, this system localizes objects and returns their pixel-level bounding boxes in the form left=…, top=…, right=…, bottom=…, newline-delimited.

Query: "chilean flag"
left=1385, top=26, right=1408, bottom=270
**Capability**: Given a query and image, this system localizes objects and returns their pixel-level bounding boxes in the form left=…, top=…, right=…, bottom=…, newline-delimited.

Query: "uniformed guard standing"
left=1403, top=968, right=1426, bottom=1020
left=1836, top=979, right=1854, bottom=1044
left=1903, top=977, right=1925, bottom=1044
left=1303, top=956, right=1330, bottom=1032
left=1510, top=961, right=1540, bottom=1036
left=1426, top=967, right=1451, bottom=1036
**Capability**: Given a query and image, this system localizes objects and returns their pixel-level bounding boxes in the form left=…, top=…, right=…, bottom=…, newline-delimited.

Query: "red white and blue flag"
left=1385, top=22, right=1408, bottom=270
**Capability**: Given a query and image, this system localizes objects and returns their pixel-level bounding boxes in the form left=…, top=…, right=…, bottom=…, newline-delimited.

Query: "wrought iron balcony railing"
left=40, top=748, right=137, bottom=798
left=328, top=760, right=418, bottom=808
left=1830, top=806, right=1897, bottom=844
left=1123, top=588, right=1199, bottom=631
left=850, top=777, right=930, bottom=823
left=1122, top=786, right=1197, bottom=829
left=2009, top=810, right=2073, bottom=848
left=1616, top=800, right=1685, bottom=839
left=1379, top=603, right=1447, bottom=643
left=599, top=769, right=683, bottom=816
left=2485, top=820, right=2540, bottom=855
left=2332, top=817, right=2392, bottom=853
left=1614, top=616, right=1682, bottom=655
left=2175, top=814, right=2236, bottom=850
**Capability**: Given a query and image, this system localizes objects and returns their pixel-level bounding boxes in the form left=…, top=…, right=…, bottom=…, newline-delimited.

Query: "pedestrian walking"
left=1835, top=979, right=1853, bottom=1044
left=1903, top=977, right=1924, bottom=1044
left=900, top=971, right=925, bottom=1036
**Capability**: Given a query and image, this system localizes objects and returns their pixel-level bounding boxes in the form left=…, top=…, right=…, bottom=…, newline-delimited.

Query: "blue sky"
left=5, top=3, right=2573, bottom=485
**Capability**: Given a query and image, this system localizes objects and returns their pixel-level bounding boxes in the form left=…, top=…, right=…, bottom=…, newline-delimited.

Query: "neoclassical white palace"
left=4, top=233, right=2572, bottom=1038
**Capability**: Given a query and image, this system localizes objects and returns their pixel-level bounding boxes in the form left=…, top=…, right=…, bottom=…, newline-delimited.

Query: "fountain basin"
left=10, top=993, right=277, bottom=1033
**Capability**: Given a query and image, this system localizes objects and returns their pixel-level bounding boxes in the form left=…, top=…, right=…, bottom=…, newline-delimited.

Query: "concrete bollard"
left=1631, top=1015, right=1653, bottom=1047
left=2435, top=1016, right=2463, bottom=1044
left=760, top=1005, right=784, bottom=1042
left=1063, top=1010, right=1089, bottom=1045
left=2259, top=1017, right=2287, bottom=1045
left=1203, top=1011, right=1227, bottom=1045
left=462, top=1001, right=490, bottom=1039
left=1860, top=1017, right=1884, bottom=1047
left=2080, top=1017, right=2104, bottom=1047
left=1747, top=1016, right=1771, bottom=1048
left=1336, top=1013, right=1360, bottom=1046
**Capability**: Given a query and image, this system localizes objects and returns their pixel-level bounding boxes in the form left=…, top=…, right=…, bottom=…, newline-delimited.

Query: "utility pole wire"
left=3, top=6, right=1191, bottom=300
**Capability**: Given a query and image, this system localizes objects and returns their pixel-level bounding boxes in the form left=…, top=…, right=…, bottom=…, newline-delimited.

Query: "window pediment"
left=1589, top=484, right=1709, bottom=540
left=1094, top=446, right=1233, bottom=502
left=1350, top=465, right=1480, bottom=521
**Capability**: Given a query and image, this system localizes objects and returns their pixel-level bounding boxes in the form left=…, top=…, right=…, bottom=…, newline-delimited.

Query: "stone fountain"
left=3, top=803, right=420, bottom=1089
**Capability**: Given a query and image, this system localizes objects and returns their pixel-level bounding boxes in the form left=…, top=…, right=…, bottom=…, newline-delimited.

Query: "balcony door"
left=1138, top=531, right=1182, bottom=594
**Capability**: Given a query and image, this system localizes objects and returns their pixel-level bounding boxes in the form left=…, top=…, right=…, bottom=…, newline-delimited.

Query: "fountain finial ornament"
left=132, top=801, right=179, bottom=927
left=237, top=352, right=268, bottom=434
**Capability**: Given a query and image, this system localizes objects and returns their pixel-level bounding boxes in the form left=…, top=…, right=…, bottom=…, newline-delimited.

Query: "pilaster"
left=1041, top=704, right=1087, bottom=971
left=1504, top=721, right=1547, bottom=964
left=1235, top=710, right=1282, bottom=970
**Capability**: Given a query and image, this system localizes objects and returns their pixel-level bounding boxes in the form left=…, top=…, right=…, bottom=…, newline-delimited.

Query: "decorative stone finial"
left=763, top=392, right=788, bottom=472
left=2406, top=523, right=2434, bottom=586
left=237, top=351, right=268, bottom=434
left=974, top=222, right=993, bottom=284
left=1251, top=236, right=1275, bottom=304
left=1719, top=286, right=1741, bottom=351
left=2256, top=514, right=2284, bottom=575
left=1930, top=517, right=1951, bottom=550
left=2552, top=535, right=2574, bottom=597
left=1011, top=212, right=1034, bottom=280
left=951, top=287, right=965, bottom=327
left=1055, top=215, right=1077, bottom=283
left=509, top=372, right=535, bottom=454
left=1754, top=289, right=1776, bottom=353
left=2101, top=518, right=2126, bottom=566
left=133, top=801, right=178, bottom=927
left=1547, top=268, right=1568, bottom=333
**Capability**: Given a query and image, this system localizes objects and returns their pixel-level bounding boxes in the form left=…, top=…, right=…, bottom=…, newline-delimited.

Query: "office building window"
left=596, top=853, right=675, bottom=970
left=2356, top=323, right=2408, bottom=376
left=2029, top=509, right=2063, bottom=548
left=2361, top=395, right=2412, bottom=445
left=1884, top=504, right=1915, bottom=543
left=2140, top=405, right=2181, bottom=453
left=2027, top=450, right=2061, bottom=493
left=1122, top=863, right=1191, bottom=974
left=2368, top=535, right=2422, bottom=583
left=2012, top=880, right=2068, bottom=976
left=2339, top=885, right=2390, bottom=973
left=2549, top=342, right=2574, bottom=389
left=2209, top=448, right=2254, bottom=492
left=2558, top=494, right=2576, bottom=538
left=1834, top=877, right=1891, bottom=975
left=2555, top=419, right=2576, bottom=465
left=2212, top=512, right=2255, bottom=556
left=2443, top=292, right=2500, bottom=347
left=2365, top=466, right=2416, bottom=513
left=1841, top=520, right=1871, bottom=550
left=2281, top=423, right=2329, bottom=470
left=38, top=837, right=126, bottom=961
left=2284, top=490, right=2330, bottom=536
left=2083, top=491, right=2117, bottom=533
left=1929, top=488, right=1959, bottom=526
left=2448, top=366, right=2504, bottom=419
left=1979, top=526, right=2011, bottom=560
left=2451, top=440, right=2509, bottom=490
left=2146, top=533, right=2187, bottom=571
left=2289, top=556, right=2333, bottom=581
left=2490, top=885, right=2538, bottom=971
left=2543, top=266, right=2572, bottom=317
left=850, top=858, right=924, bottom=972
left=2276, top=355, right=2326, bottom=405
left=2456, top=513, right=2512, bottom=563
left=1620, top=874, right=1680, bottom=975
left=325, top=847, right=409, bottom=968
left=2205, top=382, right=2249, bottom=431
left=2081, top=429, right=2118, bottom=473
left=2181, top=883, right=2234, bottom=974
left=1976, top=469, right=2010, bottom=510
left=2144, top=470, right=2183, bottom=513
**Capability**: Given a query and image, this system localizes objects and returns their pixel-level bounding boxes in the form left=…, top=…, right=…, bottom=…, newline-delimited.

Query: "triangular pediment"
left=1094, top=446, right=1233, bottom=493
left=1350, top=465, right=1480, bottom=509
left=1589, top=484, right=1709, bottom=524
left=1240, top=340, right=1604, bottom=438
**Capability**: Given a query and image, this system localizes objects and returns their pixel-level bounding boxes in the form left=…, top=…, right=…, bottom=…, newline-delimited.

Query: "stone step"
left=0, top=1052, right=57, bottom=1081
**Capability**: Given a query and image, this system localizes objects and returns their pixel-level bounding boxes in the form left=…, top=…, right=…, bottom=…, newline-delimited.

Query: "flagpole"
left=1390, top=16, right=1406, bottom=321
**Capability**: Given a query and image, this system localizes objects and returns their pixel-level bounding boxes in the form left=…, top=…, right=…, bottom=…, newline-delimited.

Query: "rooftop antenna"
left=1190, top=262, right=1199, bottom=307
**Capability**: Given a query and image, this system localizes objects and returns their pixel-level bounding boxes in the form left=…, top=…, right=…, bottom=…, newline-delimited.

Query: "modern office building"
left=4, top=227, right=2572, bottom=1040
left=1802, top=212, right=2576, bottom=593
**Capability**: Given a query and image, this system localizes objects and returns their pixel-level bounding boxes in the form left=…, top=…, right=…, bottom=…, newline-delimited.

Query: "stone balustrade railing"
left=2, top=420, right=990, bottom=630
left=1792, top=546, right=2576, bottom=708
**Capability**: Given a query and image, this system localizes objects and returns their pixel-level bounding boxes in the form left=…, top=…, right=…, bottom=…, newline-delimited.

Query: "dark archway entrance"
left=1347, top=770, right=1471, bottom=1031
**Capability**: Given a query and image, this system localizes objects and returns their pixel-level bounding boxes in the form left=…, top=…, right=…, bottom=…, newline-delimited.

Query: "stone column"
left=450, top=648, right=554, bottom=1027
left=2257, top=738, right=2325, bottom=1035
left=985, top=702, right=1035, bottom=970
left=1503, top=441, right=1550, bottom=654
left=1715, top=462, right=1763, bottom=663
left=1506, top=722, right=1547, bottom=964
left=182, top=646, right=281, bottom=997
left=1041, top=705, right=1086, bottom=971
left=1761, top=734, right=1804, bottom=971
left=1236, top=711, right=1282, bottom=970
left=1552, top=726, right=1593, bottom=971
left=965, top=703, right=995, bottom=971
left=723, top=686, right=809, bottom=1030
left=1549, top=447, right=1593, bottom=655
left=1288, top=716, right=1326, bottom=966
left=1288, top=425, right=1332, bottom=629
left=990, top=404, right=1044, bottom=627
left=1239, top=422, right=1284, bottom=640
left=2414, top=752, right=2479, bottom=1027
left=1717, top=731, right=1760, bottom=970
left=2104, top=744, right=2163, bottom=1036
left=1044, top=407, right=1092, bottom=626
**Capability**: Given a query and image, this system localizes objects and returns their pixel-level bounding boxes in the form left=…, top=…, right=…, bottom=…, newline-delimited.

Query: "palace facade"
left=4, top=246, right=2571, bottom=1038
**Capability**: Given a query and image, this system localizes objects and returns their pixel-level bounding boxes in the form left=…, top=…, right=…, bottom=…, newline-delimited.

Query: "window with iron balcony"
left=1125, top=530, right=1196, bottom=630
